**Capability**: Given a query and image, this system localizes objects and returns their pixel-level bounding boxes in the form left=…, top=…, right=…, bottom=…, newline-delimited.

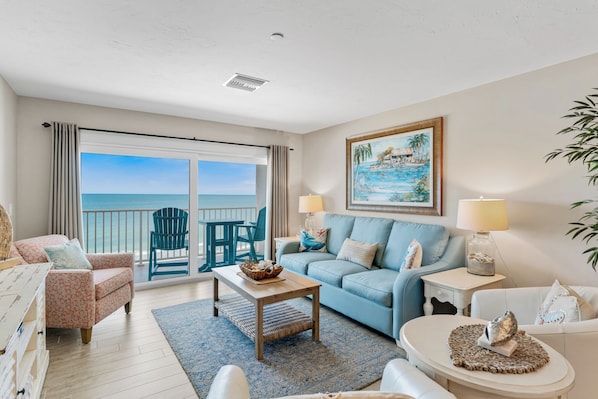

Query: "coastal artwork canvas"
left=346, top=117, right=443, bottom=215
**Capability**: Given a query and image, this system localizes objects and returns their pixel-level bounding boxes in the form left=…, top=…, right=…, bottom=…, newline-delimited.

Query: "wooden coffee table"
left=212, top=265, right=321, bottom=360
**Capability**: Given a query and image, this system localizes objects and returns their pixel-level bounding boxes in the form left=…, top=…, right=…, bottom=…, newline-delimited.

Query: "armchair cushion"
left=94, top=267, right=134, bottom=299
left=44, top=238, right=92, bottom=270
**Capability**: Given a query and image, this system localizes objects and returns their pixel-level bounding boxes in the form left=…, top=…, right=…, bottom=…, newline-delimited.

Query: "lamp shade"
left=456, top=198, right=509, bottom=232
left=298, top=195, right=324, bottom=213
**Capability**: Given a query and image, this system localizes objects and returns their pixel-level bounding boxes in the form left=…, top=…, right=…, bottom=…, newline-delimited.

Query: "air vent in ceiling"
left=223, top=73, right=269, bottom=92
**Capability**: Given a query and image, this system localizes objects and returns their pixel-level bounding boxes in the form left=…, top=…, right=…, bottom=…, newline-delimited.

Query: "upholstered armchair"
left=11, top=234, right=134, bottom=344
left=471, top=286, right=598, bottom=399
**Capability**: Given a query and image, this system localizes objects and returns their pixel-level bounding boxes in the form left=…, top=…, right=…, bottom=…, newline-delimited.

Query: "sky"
left=81, top=153, right=256, bottom=195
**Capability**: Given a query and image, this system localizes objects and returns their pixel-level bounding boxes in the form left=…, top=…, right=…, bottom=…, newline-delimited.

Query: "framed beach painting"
left=346, top=117, right=443, bottom=215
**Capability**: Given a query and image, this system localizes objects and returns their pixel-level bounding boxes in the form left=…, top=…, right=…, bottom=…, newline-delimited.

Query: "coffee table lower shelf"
left=214, top=296, right=313, bottom=343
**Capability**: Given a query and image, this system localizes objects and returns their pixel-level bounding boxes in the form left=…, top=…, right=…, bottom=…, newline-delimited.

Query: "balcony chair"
left=149, top=207, right=190, bottom=281
left=233, top=207, right=266, bottom=262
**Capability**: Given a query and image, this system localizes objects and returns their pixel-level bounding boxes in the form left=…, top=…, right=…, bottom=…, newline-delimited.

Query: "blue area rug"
left=152, top=296, right=405, bottom=398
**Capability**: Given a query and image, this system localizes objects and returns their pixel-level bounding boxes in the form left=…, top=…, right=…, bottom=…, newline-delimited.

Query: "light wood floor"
left=41, top=278, right=381, bottom=399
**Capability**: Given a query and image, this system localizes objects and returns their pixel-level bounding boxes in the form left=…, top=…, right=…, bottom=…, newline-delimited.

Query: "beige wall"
left=303, top=53, right=598, bottom=288
left=15, top=98, right=303, bottom=240
left=0, top=76, right=17, bottom=222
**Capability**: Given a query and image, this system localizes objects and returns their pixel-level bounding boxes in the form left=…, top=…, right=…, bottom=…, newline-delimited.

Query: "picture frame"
left=346, top=117, right=443, bottom=215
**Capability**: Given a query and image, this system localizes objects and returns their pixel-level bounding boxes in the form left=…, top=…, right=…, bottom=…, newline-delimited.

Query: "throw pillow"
left=336, top=238, right=378, bottom=269
left=299, top=228, right=329, bottom=252
left=399, top=239, right=422, bottom=272
left=44, top=238, right=93, bottom=270
left=535, top=279, right=594, bottom=325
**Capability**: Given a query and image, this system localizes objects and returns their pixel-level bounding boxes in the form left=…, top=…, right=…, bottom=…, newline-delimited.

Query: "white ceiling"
left=2, top=1, right=598, bottom=134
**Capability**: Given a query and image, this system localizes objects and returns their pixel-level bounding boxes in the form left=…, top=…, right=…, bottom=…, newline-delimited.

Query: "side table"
left=421, top=267, right=505, bottom=316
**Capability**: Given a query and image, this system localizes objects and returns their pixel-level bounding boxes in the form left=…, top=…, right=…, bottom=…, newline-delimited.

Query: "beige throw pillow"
left=336, top=238, right=378, bottom=269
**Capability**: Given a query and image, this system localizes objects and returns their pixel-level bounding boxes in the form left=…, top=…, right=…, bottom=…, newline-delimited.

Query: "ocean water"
left=82, top=193, right=256, bottom=210
left=81, top=193, right=257, bottom=259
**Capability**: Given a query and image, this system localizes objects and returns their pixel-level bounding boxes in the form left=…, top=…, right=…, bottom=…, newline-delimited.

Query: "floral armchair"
left=10, top=234, right=134, bottom=344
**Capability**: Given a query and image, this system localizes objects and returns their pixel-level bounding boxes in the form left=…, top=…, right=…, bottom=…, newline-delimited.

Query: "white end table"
left=421, top=267, right=505, bottom=316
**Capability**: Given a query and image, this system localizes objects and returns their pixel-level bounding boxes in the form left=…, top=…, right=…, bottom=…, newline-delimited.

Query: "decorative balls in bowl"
left=239, top=259, right=283, bottom=280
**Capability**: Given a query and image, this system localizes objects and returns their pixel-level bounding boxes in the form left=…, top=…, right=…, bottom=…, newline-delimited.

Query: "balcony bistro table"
left=400, top=315, right=575, bottom=399
left=199, top=219, right=244, bottom=271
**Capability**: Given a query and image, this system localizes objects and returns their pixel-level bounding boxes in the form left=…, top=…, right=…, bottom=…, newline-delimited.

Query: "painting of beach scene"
left=346, top=117, right=443, bottom=215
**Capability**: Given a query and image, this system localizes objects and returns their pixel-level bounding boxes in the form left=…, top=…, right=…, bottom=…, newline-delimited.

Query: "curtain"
left=48, top=122, right=83, bottom=239
left=265, top=145, right=289, bottom=260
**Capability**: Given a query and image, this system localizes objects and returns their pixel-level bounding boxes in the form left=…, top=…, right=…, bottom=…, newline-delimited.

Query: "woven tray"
left=448, top=324, right=549, bottom=374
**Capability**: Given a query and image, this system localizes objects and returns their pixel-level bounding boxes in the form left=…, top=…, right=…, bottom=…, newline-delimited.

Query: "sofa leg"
left=80, top=327, right=92, bottom=344
left=125, top=301, right=132, bottom=314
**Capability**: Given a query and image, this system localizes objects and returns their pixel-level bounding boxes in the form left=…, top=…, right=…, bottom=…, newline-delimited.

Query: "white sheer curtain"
left=48, top=122, right=83, bottom=239
left=266, top=145, right=289, bottom=260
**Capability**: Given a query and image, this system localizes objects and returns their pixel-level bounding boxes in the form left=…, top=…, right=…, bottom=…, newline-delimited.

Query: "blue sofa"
left=277, top=213, right=465, bottom=341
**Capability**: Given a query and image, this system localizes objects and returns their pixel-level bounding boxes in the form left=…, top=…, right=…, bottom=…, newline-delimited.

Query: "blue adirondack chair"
left=233, top=207, right=266, bottom=262
left=148, top=207, right=189, bottom=280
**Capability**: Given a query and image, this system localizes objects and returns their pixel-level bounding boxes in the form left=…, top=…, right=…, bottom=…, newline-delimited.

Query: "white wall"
left=15, top=97, right=303, bottom=240
left=303, top=53, right=598, bottom=288
left=0, top=76, right=17, bottom=222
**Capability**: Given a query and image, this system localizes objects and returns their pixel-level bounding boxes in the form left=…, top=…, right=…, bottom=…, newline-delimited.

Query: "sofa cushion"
left=337, top=238, right=378, bottom=269
left=307, top=259, right=367, bottom=287
left=382, top=222, right=449, bottom=271
left=343, top=269, right=399, bottom=307
left=349, top=217, right=394, bottom=267
left=280, top=252, right=336, bottom=275
left=44, top=238, right=93, bottom=270
left=14, top=234, right=69, bottom=264
left=322, top=214, right=355, bottom=255
left=94, top=267, right=134, bottom=300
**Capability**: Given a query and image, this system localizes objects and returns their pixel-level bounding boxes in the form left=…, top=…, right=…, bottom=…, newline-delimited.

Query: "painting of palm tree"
left=346, top=117, right=443, bottom=216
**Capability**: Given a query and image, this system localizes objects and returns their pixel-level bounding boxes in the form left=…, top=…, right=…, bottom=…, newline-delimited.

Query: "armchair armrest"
left=46, top=269, right=96, bottom=328
left=206, top=365, right=250, bottom=399
left=85, top=252, right=134, bottom=270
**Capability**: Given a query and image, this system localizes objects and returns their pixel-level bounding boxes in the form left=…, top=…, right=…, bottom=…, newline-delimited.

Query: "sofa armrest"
left=86, top=252, right=134, bottom=270
left=276, top=241, right=301, bottom=263
left=46, top=269, right=96, bottom=328
left=206, top=365, right=250, bottom=399
left=392, top=236, right=465, bottom=338
left=381, top=359, right=457, bottom=399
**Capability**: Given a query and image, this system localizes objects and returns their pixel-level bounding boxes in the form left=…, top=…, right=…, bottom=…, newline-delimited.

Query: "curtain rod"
left=41, top=122, right=284, bottom=150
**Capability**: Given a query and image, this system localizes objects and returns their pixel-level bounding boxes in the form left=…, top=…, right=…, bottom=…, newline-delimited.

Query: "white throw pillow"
left=336, top=238, right=378, bottom=269
left=399, top=239, right=422, bottom=272
left=535, top=279, right=595, bottom=325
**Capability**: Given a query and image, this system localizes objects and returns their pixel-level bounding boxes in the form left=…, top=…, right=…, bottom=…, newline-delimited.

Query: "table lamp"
left=456, top=198, right=509, bottom=276
left=298, top=194, right=324, bottom=235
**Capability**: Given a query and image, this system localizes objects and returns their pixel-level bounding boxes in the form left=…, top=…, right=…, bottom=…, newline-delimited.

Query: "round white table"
left=400, top=315, right=575, bottom=399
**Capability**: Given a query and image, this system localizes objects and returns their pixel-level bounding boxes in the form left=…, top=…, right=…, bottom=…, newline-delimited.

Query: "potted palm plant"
left=546, top=88, right=598, bottom=270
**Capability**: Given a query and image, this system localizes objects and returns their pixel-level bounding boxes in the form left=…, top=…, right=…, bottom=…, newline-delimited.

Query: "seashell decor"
left=484, top=310, right=518, bottom=346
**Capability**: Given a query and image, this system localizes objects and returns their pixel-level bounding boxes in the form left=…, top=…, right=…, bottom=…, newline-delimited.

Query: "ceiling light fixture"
left=223, top=73, right=269, bottom=92
left=270, top=32, right=284, bottom=41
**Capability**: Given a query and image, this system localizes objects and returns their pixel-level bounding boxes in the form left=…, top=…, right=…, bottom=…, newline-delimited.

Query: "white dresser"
left=0, top=263, right=51, bottom=399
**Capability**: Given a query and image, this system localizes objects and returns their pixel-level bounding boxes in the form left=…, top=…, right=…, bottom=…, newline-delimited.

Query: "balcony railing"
left=82, top=207, right=257, bottom=265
